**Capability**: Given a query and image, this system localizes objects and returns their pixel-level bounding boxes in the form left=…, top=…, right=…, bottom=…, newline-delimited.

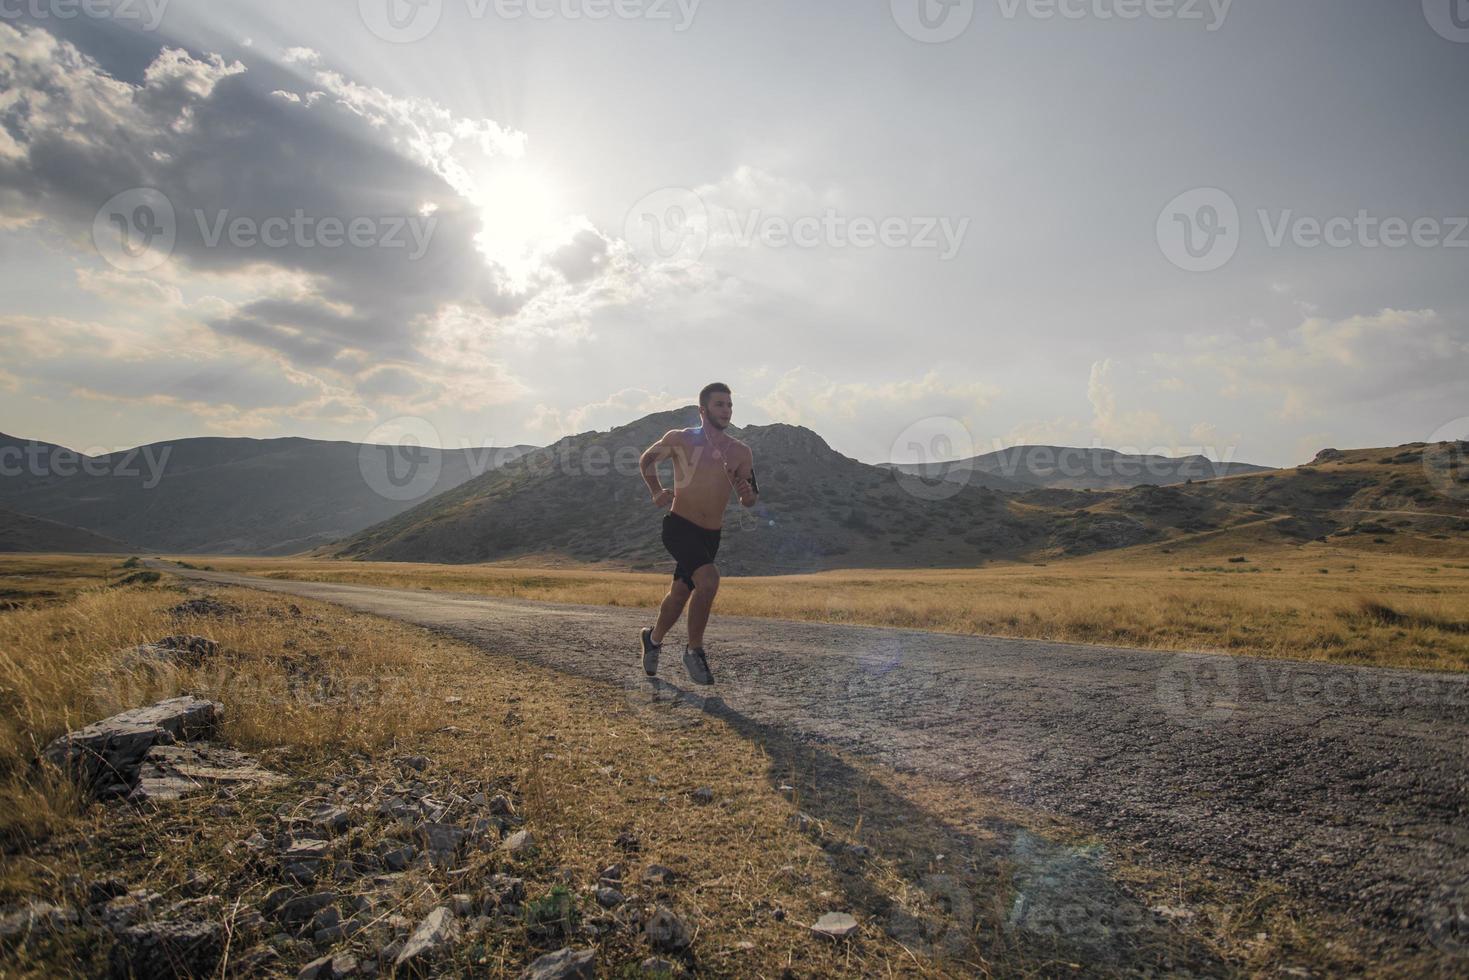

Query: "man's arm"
left=730, top=445, right=759, bottom=508
left=639, top=430, right=680, bottom=507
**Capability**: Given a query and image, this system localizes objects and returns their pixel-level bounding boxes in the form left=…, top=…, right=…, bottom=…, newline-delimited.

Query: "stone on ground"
left=394, top=906, right=458, bottom=970
left=520, top=946, right=596, bottom=979
left=811, top=911, right=859, bottom=939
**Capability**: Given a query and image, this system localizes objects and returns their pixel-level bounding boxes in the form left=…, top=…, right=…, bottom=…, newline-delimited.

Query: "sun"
left=472, top=162, right=570, bottom=289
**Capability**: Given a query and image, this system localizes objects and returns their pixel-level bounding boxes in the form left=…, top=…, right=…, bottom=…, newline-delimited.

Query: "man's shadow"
left=635, top=676, right=1223, bottom=976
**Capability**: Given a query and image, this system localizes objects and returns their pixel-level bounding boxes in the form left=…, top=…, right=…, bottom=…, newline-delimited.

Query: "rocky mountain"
left=887, top=445, right=1274, bottom=491
left=0, top=432, right=533, bottom=555
left=326, top=409, right=1469, bottom=571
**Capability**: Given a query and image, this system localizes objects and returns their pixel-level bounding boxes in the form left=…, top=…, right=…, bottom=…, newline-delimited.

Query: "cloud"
left=756, top=368, right=1001, bottom=462
left=527, top=387, right=689, bottom=439
left=1164, top=308, right=1466, bottom=420
left=0, top=21, right=636, bottom=434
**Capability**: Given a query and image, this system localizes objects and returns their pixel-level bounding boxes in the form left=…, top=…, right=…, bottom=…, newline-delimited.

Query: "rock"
left=168, top=596, right=240, bottom=618
left=594, top=887, right=624, bottom=909
left=299, top=954, right=334, bottom=979
left=129, top=743, right=285, bottom=803
left=640, top=957, right=690, bottom=978
left=643, top=906, right=690, bottom=952
left=284, top=839, right=332, bottom=861
left=299, top=951, right=363, bottom=978
left=642, top=864, right=676, bottom=888
left=274, top=892, right=336, bottom=927
left=416, top=821, right=468, bottom=868
left=450, top=894, right=474, bottom=916
left=811, top=911, right=859, bottom=940
left=614, top=831, right=641, bottom=853
left=108, top=919, right=223, bottom=979
left=134, top=634, right=221, bottom=666
left=502, top=830, right=535, bottom=859
left=690, top=787, right=713, bottom=804
left=309, top=905, right=340, bottom=934
left=0, top=901, right=77, bottom=944
left=597, top=864, right=622, bottom=884
left=487, top=793, right=516, bottom=816
left=312, top=806, right=351, bottom=834
left=483, top=875, right=525, bottom=910
left=395, top=907, right=458, bottom=971
left=521, top=946, right=596, bottom=979
left=41, top=697, right=221, bottom=796
left=98, top=891, right=161, bottom=931
left=395, top=755, right=430, bottom=773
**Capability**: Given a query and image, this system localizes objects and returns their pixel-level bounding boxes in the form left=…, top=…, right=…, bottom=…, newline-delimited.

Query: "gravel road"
left=158, top=564, right=1469, bottom=970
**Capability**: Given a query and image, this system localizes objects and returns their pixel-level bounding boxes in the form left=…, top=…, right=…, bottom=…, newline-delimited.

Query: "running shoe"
left=682, top=645, right=715, bottom=686
left=640, top=627, right=661, bottom=676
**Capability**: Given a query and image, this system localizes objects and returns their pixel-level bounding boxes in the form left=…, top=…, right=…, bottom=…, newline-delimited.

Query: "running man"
left=637, top=382, right=758, bottom=685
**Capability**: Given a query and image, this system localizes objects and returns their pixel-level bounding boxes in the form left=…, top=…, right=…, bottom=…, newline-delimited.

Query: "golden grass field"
left=186, top=537, right=1469, bottom=672
left=0, top=554, right=1412, bottom=976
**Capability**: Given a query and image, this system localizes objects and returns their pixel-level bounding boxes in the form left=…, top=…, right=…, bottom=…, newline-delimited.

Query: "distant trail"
left=156, top=563, right=1468, bottom=961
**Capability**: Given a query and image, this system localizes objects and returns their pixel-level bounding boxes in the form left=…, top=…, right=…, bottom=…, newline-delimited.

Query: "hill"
left=888, top=445, right=1274, bottom=491
left=0, top=507, right=135, bottom=554
left=0, top=432, right=533, bottom=555
left=327, top=409, right=1469, bottom=571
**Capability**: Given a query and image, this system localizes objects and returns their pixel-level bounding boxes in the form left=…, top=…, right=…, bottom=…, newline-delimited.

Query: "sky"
left=1, top=0, right=1466, bottom=469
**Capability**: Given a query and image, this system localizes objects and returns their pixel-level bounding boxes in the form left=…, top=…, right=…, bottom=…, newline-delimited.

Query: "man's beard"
left=704, top=416, right=729, bottom=431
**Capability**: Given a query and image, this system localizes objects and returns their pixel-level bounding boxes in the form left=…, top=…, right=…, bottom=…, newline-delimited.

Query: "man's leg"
left=651, top=580, right=692, bottom=645
left=685, top=564, right=720, bottom=648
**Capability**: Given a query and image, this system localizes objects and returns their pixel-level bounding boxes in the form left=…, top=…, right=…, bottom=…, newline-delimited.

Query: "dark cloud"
left=0, top=20, right=589, bottom=380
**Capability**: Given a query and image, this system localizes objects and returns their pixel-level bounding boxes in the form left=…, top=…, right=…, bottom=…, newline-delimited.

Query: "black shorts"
left=662, top=512, right=721, bottom=590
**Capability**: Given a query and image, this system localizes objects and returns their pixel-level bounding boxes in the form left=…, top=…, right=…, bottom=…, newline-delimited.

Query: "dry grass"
left=0, top=557, right=1430, bottom=976
left=0, top=564, right=1112, bottom=977
left=195, top=541, right=1469, bottom=671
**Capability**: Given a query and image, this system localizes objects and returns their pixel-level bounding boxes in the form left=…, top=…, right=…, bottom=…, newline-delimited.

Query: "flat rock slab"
left=811, top=911, right=859, bottom=939
left=521, top=947, right=596, bottom=979
left=130, top=743, right=285, bottom=803
left=396, top=906, right=458, bottom=970
left=41, top=696, right=221, bottom=796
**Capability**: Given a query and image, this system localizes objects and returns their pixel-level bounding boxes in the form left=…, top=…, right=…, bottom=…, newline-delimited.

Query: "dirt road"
left=158, top=564, right=1469, bottom=967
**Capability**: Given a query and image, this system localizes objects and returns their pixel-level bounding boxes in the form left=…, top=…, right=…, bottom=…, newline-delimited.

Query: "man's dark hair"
left=699, top=382, right=731, bottom=408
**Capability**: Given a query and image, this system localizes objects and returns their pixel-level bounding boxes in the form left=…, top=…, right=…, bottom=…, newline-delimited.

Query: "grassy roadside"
left=191, top=542, right=1469, bottom=671
left=0, top=558, right=1416, bottom=977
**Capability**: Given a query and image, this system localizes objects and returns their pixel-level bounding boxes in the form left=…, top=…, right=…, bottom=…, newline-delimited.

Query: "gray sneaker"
left=640, top=628, right=660, bottom=676
left=682, top=645, right=715, bottom=686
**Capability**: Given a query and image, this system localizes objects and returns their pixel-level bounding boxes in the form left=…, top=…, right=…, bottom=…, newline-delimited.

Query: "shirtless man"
left=637, top=382, right=758, bottom=685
